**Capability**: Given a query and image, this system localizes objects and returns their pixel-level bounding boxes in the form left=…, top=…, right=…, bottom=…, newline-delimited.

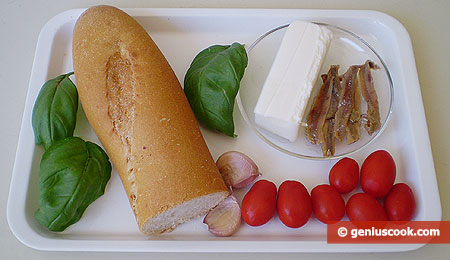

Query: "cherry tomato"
left=311, top=184, right=345, bottom=224
left=384, top=183, right=416, bottom=221
left=360, top=150, right=396, bottom=198
left=241, top=180, right=277, bottom=226
left=346, top=193, right=387, bottom=221
left=329, top=157, right=359, bottom=194
left=277, top=180, right=312, bottom=228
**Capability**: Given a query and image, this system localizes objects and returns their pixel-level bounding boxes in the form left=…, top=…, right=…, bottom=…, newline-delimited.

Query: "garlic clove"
left=233, top=174, right=260, bottom=189
left=216, top=151, right=261, bottom=189
left=203, top=195, right=241, bottom=237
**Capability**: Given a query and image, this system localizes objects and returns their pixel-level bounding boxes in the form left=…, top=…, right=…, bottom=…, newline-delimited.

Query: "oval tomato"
left=311, top=184, right=345, bottom=224
left=277, top=180, right=312, bottom=228
left=329, top=157, right=359, bottom=194
left=361, top=150, right=396, bottom=198
left=346, top=193, right=387, bottom=221
left=384, top=183, right=416, bottom=221
left=241, top=180, right=277, bottom=226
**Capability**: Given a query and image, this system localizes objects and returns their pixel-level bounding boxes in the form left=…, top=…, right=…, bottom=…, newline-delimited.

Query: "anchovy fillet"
left=346, top=70, right=362, bottom=144
left=359, top=60, right=381, bottom=135
left=334, top=65, right=359, bottom=142
left=306, top=65, right=339, bottom=144
left=322, top=118, right=335, bottom=157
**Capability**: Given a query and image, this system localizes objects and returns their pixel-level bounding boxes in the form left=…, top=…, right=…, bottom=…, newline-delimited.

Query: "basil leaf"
left=184, top=42, right=248, bottom=137
left=32, top=72, right=78, bottom=150
left=34, top=137, right=111, bottom=232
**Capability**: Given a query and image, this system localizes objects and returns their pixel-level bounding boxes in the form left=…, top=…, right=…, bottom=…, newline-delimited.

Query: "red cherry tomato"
left=241, top=180, right=277, bottom=226
left=329, top=157, right=359, bottom=194
left=384, top=183, right=416, bottom=221
left=277, top=180, right=312, bottom=228
left=346, top=193, right=388, bottom=221
left=311, top=184, right=345, bottom=224
left=360, top=150, right=396, bottom=198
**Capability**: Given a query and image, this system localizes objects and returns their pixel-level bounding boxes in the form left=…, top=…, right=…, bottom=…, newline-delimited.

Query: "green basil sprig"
left=34, top=137, right=112, bottom=232
left=32, top=72, right=78, bottom=150
left=184, top=42, right=248, bottom=137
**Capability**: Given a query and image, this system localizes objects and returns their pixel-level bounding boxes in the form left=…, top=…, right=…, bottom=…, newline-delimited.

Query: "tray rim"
left=7, top=7, right=441, bottom=253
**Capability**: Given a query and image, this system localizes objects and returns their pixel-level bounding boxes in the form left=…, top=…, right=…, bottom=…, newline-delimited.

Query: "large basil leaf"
left=32, top=72, right=78, bottom=150
left=34, top=137, right=111, bottom=232
left=184, top=42, right=248, bottom=137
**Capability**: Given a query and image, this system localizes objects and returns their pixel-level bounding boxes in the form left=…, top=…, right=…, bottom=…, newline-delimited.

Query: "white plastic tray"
left=7, top=8, right=441, bottom=252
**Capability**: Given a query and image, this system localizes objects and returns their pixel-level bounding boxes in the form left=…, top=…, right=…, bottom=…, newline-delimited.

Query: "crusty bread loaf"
left=72, top=5, right=229, bottom=234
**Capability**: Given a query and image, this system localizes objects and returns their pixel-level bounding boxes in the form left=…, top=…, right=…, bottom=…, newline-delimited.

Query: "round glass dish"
left=237, top=22, right=394, bottom=160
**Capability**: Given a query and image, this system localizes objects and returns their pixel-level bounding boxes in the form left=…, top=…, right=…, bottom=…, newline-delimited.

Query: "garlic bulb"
left=203, top=195, right=241, bottom=237
left=216, top=151, right=260, bottom=189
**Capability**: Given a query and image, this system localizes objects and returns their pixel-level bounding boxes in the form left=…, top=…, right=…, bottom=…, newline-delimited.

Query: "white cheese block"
left=254, top=20, right=332, bottom=142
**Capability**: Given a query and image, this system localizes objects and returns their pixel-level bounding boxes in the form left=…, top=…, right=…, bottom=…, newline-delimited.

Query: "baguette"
left=72, top=5, right=229, bottom=234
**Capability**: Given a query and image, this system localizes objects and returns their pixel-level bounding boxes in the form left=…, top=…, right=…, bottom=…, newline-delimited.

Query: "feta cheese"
left=254, top=21, right=332, bottom=142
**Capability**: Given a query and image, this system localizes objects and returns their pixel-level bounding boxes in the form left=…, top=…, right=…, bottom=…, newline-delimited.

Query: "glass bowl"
left=237, top=22, right=394, bottom=160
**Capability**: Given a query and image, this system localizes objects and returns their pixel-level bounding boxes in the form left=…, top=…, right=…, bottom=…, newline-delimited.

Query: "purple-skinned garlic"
left=203, top=195, right=241, bottom=237
left=216, top=151, right=261, bottom=189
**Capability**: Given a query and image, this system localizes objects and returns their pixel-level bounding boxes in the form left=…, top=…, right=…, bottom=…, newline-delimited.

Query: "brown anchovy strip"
left=333, top=65, right=359, bottom=142
left=306, top=65, right=339, bottom=144
left=359, top=60, right=381, bottom=135
left=320, top=67, right=343, bottom=156
left=326, top=69, right=344, bottom=120
left=321, top=118, right=335, bottom=157
left=346, top=69, right=362, bottom=144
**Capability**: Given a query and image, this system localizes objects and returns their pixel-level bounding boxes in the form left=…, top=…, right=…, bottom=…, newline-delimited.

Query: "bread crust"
left=72, top=5, right=228, bottom=233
